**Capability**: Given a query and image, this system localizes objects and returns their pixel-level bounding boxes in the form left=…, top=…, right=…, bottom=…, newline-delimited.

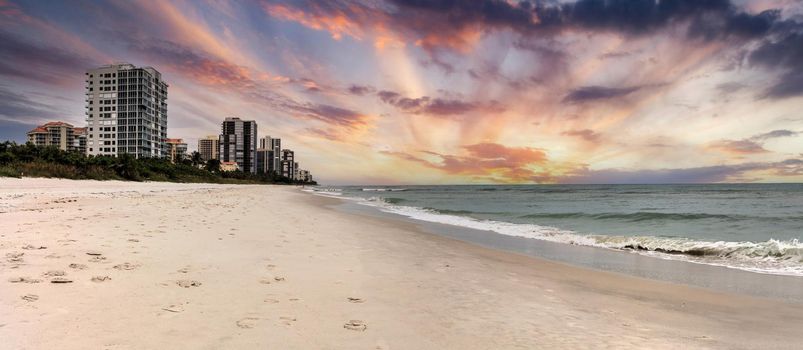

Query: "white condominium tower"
left=85, top=63, right=168, bottom=158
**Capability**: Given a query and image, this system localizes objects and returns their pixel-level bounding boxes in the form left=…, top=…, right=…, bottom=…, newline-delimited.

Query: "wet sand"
left=1, top=178, right=801, bottom=349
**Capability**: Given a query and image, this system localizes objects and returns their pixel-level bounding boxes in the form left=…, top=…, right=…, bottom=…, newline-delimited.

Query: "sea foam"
left=347, top=195, right=803, bottom=277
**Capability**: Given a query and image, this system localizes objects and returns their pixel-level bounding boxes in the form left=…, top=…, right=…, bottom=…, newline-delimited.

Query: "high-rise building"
left=26, top=121, right=77, bottom=151
left=85, top=63, right=168, bottom=158
left=281, top=149, right=295, bottom=178
left=219, top=117, right=257, bottom=173
left=165, top=138, right=187, bottom=163
left=256, top=136, right=282, bottom=175
left=197, top=135, right=219, bottom=162
left=269, top=138, right=281, bottom=174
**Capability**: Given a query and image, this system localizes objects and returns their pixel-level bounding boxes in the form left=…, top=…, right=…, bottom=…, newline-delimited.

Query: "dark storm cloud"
left=270, top=0, right=803, bottom=95
left=389, top=0, right=778, bottom=39
left=748, top=30, right=803, bottom=99
left=563, top=86, right=641, bottom=103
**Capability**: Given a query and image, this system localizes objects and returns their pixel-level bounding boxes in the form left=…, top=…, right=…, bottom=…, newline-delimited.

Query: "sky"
left=1, top=0, right=803, bottom=185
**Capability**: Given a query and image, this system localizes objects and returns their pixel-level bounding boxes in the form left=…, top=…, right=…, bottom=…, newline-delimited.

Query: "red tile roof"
left=42, top=121, right=73, bottom=128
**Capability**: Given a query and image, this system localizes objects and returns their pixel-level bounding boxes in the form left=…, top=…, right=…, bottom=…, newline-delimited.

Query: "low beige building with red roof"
left=27, top=121, right=82, bottom=152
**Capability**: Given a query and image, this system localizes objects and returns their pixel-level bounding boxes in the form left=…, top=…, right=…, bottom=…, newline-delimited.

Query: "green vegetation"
left=0, top=142, right=316, bottom=185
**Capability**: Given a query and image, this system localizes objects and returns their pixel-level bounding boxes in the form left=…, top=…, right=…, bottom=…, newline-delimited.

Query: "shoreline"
left=324, top=192, right=803, bottom=302
left=2, top=178, right=802, bottom=349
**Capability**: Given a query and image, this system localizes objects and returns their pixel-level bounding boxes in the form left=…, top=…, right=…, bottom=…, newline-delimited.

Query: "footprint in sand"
left=344, top=320, right=367, bottom=331
left=85, top=250, right=103, bottom=256
left=21, top=294, right=39, bottom=302
left=88, top=256, right=107, bottom=263
left=43, top=270, right=66, bottom=277
left=161, top=304, right=184, bottom=313
left=92, top=276, right=111, bottom=282
left=177, top=267, right=190, bottom=274
left=273, top=276, right=285, bottom=282
left=263, top=298, right=280, bottom=304
left=236, top=317, right=260, bottom=329
left=113, top=262, right=140, bottom=270
left=6, top=252, right=24, bottom=263
left=21, top=244, right=46, bottom=250
left=8, top=277, right=41, bottom=284
left=347, top=297, right=365, bottom=303
left=69, top=263, right=88, bottom=270
left=50, top=277, right=73, bottom=284
left=279, top=316, right=297, bottom=326
left=176, top=280, right=202, bottom=288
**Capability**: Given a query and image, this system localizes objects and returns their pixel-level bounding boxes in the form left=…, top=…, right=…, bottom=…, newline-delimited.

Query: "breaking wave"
left=357, top=197, right=803, bottom=276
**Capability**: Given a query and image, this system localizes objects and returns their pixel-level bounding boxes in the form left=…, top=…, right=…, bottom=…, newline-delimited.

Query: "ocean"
left=311, top=184, right=803, bottom=277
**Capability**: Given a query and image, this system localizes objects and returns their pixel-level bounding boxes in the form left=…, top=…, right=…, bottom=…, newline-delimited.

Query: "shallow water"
left=315, top=184, right=803, bottom=276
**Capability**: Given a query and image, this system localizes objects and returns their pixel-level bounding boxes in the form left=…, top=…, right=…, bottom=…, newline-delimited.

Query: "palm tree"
left=190, top=151, right=203, bottom=167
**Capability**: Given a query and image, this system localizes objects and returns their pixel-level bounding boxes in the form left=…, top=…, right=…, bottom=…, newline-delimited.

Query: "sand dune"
left=1, top=178, right=801, bottom=349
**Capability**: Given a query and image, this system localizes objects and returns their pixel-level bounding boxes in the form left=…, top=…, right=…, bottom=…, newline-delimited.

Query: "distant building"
left=281, top=149, right=295, bottom=178
left=220, top=161, right=239, bottom=172
left=165, top=138, right=187, bottom=163
left=26, top=121, right=79, bottom=152
left=269, top=137, right=281, bottom=174
left=256, top=136, right=282, bottom=175
left=298, top=170, right=312, bottom=182
left=73, top=127, right=87, bottom=154
left=219, top=117, right=257, bottom=173
left=85, top=63, right=168, bottom=158
left=293, top=162, right=300, bottom=180
left=197, top=135, right=219, bottom=162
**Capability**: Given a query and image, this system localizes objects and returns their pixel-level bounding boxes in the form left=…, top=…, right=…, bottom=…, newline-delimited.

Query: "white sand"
left=1, top=178, right=802, bottom=349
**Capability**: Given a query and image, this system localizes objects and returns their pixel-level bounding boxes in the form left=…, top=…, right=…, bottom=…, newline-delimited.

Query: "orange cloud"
left=265, top=3, right=366, bottom=40
left=709, top=139, right=769, bottom=154
left=383, top=143, right=549, bottom=182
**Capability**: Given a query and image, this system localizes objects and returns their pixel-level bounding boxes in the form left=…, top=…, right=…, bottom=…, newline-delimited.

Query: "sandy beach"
left=1, top=178, right=802, bottom=349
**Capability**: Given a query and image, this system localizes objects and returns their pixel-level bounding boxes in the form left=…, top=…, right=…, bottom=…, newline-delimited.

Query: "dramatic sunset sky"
left=1, top=0, right=802, bottom=184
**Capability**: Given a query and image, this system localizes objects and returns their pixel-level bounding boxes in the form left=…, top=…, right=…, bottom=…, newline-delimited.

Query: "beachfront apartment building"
left=280, top=149, right=295, bottom=179
left=256, top=136, right=282, bottom=175
left=26, top=121, right=80, bottom=152
left=85, top=63, right=168, bottom=158
left=165, top=138, right=187, bottom=163
left=73, top=127, right=87, bottom=154
left=269, top=138, right=281, bottom=174
left=197, top=135, right=219, bottom=161
left=298, top=169, right=312, bottom=182
left=219, top=117, right=257, bottom=173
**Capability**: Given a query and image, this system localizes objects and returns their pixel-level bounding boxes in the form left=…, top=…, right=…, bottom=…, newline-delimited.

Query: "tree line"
left=0, top=141, right=316, bottom=185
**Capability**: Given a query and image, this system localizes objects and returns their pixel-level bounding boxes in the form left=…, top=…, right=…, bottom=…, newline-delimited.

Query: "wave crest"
left=359, top=198, right=803, bottom=276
